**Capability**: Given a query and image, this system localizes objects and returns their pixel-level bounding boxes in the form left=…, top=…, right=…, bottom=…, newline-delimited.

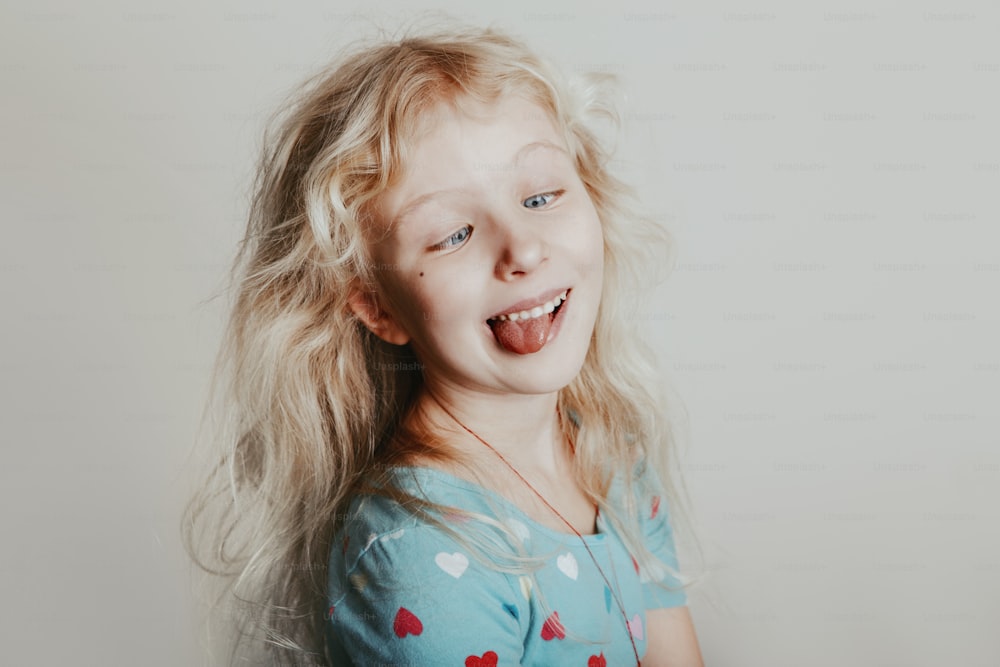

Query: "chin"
left=501, top=340, right=592, bottom=394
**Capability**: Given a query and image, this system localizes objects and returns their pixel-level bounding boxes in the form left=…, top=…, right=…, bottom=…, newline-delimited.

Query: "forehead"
left=405, top=95, right=564, bottom=169
left=376, top=94, right=570, bottom=230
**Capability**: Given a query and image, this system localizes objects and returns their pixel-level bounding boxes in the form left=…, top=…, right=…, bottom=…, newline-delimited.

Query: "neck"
left=413, top=382, right=567, bottom=477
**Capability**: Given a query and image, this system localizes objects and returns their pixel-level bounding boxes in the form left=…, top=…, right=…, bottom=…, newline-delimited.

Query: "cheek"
left=415, top=259, right=482, bottom=308
left=577, top=208, right=606, bottom=271
left=376, top=271, right=430, bottom=329
left=407, top=279, right=467, bottom=330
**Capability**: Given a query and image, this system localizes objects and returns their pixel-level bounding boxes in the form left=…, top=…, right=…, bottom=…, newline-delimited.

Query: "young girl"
left=184, top=22, right=705, bottom=667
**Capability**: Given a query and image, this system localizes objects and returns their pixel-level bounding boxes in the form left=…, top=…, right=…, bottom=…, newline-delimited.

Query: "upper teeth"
left=492, top=290, right=568, bottom=322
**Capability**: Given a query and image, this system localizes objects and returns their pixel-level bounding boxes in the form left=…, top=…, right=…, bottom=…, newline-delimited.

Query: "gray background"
left=2, top=1, right=997, bottom=665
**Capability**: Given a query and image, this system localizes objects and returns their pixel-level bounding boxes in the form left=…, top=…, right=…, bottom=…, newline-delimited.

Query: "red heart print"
left=393, top=607, right=423, bottom=638
left=651, top=495, right=661, bottom=519
left=588, top=653, right=607, bottom=667
left=465, top=651, right=498, bottom=667
left=540, top=611, right=565, bottom=640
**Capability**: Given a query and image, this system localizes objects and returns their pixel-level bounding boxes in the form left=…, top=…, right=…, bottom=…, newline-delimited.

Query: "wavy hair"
left=182, top=19, right=706, bottom=666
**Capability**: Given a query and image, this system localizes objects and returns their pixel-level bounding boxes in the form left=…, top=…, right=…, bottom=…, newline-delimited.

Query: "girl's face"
left=349, top=93, right=604, bottom=396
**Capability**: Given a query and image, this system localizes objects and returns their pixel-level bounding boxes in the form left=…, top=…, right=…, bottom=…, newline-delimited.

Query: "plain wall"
left=2, top=1, right=997, bottom=665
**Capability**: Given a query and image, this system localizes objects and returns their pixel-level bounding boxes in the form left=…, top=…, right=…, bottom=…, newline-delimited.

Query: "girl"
left=184, top=21, right=705, bottom=667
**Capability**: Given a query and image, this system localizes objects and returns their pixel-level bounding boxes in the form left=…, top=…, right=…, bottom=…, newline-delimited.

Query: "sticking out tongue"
left=489, top=312, right=555, bottom=354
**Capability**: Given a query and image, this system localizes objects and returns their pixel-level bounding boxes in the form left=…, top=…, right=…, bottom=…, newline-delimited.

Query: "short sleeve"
left=634, top=460, right=689, bottom=609
left=328, top=521, right=527, bottom=666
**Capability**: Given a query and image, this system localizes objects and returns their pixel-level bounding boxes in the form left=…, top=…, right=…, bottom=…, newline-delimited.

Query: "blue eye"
left=523, top=191, right=562, bottom=209
left=433, top=225, right=471, bottom=250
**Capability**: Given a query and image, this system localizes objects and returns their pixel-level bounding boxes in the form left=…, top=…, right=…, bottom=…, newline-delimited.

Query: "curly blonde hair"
left=182, top=19, right=704, bottom=666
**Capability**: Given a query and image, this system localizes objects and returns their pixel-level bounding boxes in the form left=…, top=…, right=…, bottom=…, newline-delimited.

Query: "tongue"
left=489, top=312, right=554, bottom=354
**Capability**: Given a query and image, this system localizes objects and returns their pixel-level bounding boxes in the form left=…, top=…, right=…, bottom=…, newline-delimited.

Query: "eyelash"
left=432, top=190, right=565, bottom=251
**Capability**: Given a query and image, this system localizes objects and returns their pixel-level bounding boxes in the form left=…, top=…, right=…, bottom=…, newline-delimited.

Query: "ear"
left=347, top=285, right=411, bottom=346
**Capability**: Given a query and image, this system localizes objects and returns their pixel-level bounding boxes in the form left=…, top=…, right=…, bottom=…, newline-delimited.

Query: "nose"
left=493, top=213, right=549, bottom=280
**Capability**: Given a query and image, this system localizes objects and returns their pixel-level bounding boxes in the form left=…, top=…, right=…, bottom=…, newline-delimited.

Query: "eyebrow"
left=391, top=140, right=569, bottom=228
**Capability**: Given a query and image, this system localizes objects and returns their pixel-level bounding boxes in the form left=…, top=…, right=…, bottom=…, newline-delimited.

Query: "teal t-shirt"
left=325, top=461, right=687, bottom=666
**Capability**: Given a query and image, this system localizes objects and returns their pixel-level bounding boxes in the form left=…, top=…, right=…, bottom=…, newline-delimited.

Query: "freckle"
left=419, top=272, right=424, bottom=277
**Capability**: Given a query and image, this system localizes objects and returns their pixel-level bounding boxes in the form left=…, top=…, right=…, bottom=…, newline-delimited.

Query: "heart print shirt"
left=324, top=459, right=688, bottom=666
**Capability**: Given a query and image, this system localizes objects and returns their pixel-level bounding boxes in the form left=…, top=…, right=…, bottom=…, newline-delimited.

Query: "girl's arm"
left=644, top=606, right=705, bottom=667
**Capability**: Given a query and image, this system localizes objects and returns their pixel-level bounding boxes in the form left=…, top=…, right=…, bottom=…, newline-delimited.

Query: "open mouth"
left=488, top=289, right=569, bottom=323
left=486, top=288, right=571, bottom=355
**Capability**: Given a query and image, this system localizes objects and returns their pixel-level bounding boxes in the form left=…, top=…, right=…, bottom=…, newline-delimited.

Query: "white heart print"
left=627, top=613, right=644, bottom=640
left=435, top=551, right=469, bottom=579
left=556, top=552, right=578, bottom=580
left=505, top=519, right=530, bottom=543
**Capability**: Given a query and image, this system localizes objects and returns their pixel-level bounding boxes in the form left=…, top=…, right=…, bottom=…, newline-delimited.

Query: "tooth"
left=492, top=290, right=570, bottom=322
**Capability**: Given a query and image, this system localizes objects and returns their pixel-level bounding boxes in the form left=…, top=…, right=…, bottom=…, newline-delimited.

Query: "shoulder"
left=328, top=470, right=526, bottom=607
left=624, top=456, right=689, bottom=608
left=331, top=467, right=502, bottom=568
left=332, top=491, right=420, bottom=571
left=326, top=483, right=529, bottom=665
left=599, top=455, right=667, bottom=521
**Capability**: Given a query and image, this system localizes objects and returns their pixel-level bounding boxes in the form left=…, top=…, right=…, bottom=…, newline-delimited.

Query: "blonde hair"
left=182, top=19, right=705, bottom=666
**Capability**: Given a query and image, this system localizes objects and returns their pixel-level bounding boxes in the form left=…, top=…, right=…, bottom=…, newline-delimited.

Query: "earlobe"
left=347, top=287, right=411, bottom=346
